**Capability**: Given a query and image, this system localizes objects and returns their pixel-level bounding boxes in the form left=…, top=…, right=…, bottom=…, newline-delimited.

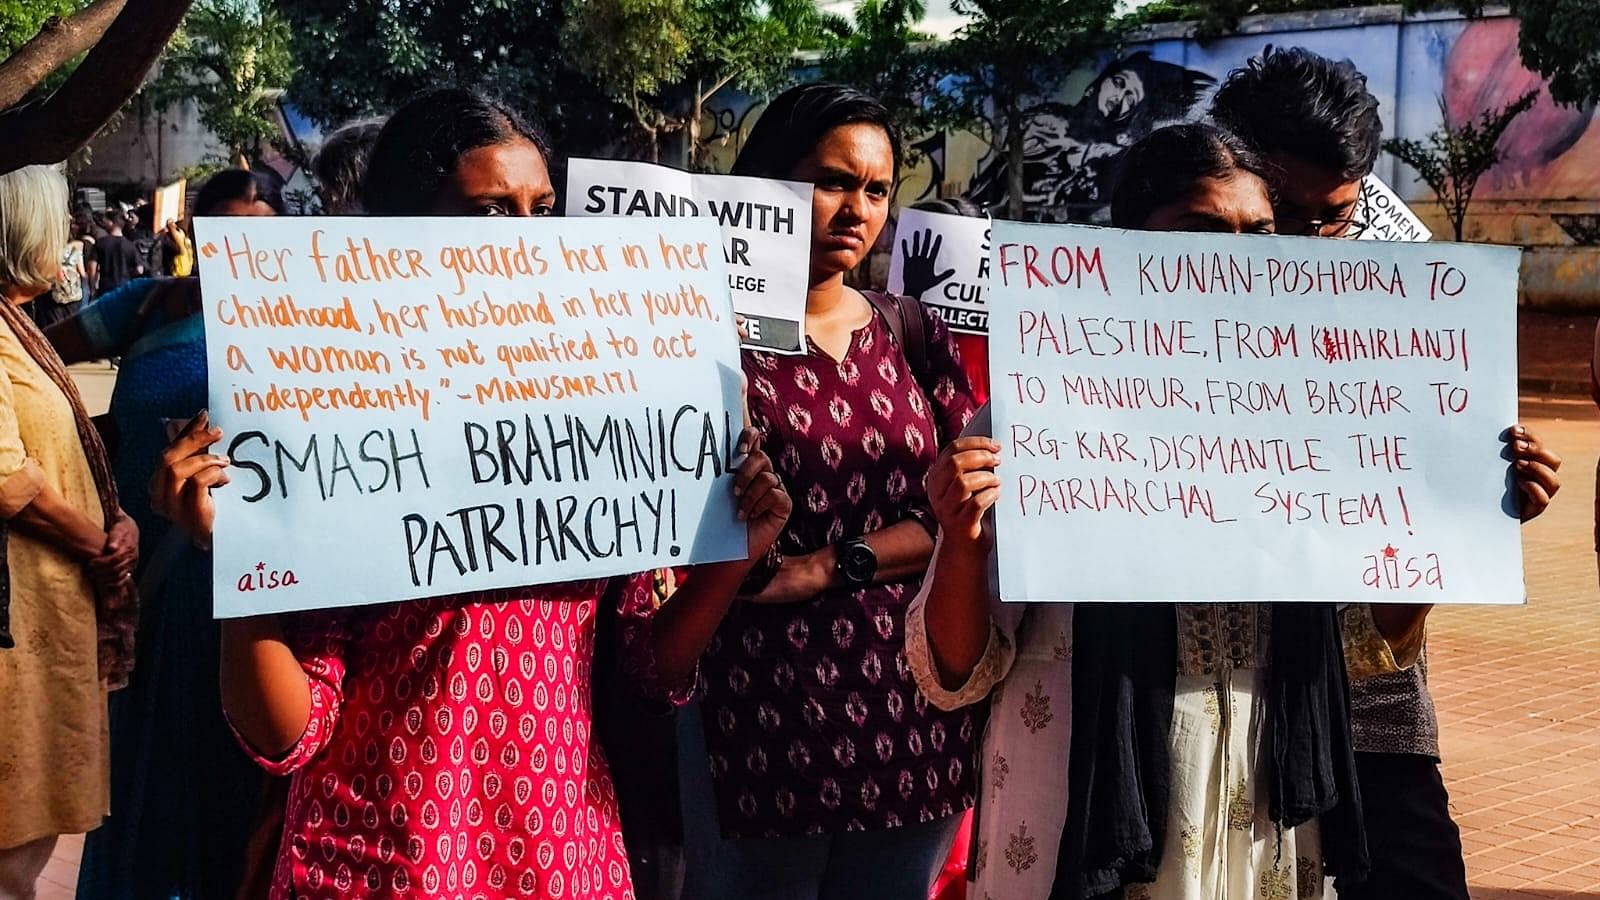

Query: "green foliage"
left=1117, top=0, right=1374, bottom=37
left=820, top=0, right=942, bottom=153
left=274, top=0, right=622, bottom=154
left=562, top=0, right=829, bottom=164
left=149, top=0, right=294, bottom=162
left=1506, top=0, right=1600, bottom=106
left=1383, top=89, right=1538, bottom=241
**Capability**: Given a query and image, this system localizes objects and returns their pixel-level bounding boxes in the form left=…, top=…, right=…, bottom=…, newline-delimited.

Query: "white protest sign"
left=989, top=220, right=1522, bottom=605
left=887, top=207, right=991, bottom=334
left=1357, top=175, right=1432, bottom=243
left=567, top=158, right=813, bottom=353
left=196, top=216, right=747, bottom=617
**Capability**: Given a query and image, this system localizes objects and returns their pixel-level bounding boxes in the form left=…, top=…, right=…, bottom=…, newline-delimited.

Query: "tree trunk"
left=1004, top=96, right=1026, bottom=220
left=685, top=78, right=705, bottom=172
left=0, top=0, right=129, bottom=110
left=0, top=0, right=193, bottom=175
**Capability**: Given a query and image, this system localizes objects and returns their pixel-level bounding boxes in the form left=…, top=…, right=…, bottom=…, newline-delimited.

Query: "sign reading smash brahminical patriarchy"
left=567, top=158, right=813, bottom=354
left=988, top=220, right=1521, bottom=605
left=887, top=207, right=991, bottom=334
left=196, top=216, right=747, bottom=617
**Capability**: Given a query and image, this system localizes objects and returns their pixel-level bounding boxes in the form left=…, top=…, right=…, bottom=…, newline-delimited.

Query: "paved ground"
left=31, top=370, right=1600, bottom=899
left=1430, top=395, right=1600, bottom=899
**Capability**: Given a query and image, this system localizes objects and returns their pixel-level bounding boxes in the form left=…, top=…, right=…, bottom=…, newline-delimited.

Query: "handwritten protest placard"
left=887, top=207, right=991, bottom=334
left=195, top=216, right=747, bottom=617
left=989, top=220, right=1522, bottom=605
left=567, top=158, right=813, bottom=353
left=1357, top=175, right=1432, bottom=243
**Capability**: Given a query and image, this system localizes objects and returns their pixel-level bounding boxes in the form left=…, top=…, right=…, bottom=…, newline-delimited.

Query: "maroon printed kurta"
left=700, top=298, right=979, bottom=838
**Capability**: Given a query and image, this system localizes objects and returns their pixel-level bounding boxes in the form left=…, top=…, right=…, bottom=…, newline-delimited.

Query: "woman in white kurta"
left=903, top=125, right=1408, bottom=900
left=905, top=408, right=1412, bottom=900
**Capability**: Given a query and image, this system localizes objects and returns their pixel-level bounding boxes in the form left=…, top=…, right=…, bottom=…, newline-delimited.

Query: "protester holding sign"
left=0, top=165, right=139, bottom=900
left=171, top=88, right=794, bottom=900
left=668, top=84, right=978, bottom=900
left=1211, top=47, right=1560, bottom=900
left=904, top=122, right=1552, bottom=900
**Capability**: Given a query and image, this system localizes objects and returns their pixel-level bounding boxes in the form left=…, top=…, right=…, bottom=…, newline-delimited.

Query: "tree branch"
left=0, top=0, right=129, bottom=110
left=0, top=0, right=194, bottom=175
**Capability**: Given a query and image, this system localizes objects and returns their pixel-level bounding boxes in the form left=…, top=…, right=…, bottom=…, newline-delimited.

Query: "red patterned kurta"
left=234, top=578, right=673, bottom=899
left=704, top=299, right=979, bottom=838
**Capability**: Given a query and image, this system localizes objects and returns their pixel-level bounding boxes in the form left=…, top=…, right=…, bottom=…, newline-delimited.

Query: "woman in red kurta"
left=196, top=88, right=792, bottom=900
left=241, top=581, right=668, bottom=897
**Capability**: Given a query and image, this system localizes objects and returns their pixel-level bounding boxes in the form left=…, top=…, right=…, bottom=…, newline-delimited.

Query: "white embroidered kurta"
left=903, top=412, right=1404, bottom=900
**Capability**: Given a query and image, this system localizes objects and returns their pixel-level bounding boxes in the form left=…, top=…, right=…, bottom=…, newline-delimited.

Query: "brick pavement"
left=30, top=386, right=1600, bottom=898
left=1428, top=398, right=1600, bottom=899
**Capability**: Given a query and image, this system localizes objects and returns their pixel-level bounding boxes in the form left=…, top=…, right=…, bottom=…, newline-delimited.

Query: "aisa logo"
left=238, top=561, right=299, bottom=593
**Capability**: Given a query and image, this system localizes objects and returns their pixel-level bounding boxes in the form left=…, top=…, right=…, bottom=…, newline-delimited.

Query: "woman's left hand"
left=88, top=512, right=139, bottom=591
left=1509, top=424, right=1561, bottom=521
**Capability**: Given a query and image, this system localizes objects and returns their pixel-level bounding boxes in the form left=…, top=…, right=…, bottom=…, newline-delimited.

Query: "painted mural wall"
left=704, top=8, right=1600, bottom=257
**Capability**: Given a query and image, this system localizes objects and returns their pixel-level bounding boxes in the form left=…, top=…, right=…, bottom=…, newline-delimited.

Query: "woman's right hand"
left=150, top=410, right=229, bottom=546
left=926, top=436, right=1002, bottom=551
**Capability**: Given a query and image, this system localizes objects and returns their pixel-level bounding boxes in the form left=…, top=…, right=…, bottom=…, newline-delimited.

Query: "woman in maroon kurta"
left=676, top=83, right=979, bottom=900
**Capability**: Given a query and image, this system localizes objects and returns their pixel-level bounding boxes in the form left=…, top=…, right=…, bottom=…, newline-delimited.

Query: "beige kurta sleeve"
left=1340, top=602, right=1417, bottom=679
left=0, top=363, right=44, bottom=517
left=906, top=531, right=1023, bottom=711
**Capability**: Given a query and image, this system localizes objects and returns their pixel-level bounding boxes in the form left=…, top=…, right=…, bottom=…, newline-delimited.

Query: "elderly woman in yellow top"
left=0, top=165, right=138, bottom=900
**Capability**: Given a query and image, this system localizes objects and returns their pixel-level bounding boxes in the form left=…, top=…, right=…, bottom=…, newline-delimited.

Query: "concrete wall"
left=704, top=5, right=1600, bottom=305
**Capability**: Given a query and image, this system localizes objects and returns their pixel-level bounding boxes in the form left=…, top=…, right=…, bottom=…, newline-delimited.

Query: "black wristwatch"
left=835, top=538, right=878, bottom=588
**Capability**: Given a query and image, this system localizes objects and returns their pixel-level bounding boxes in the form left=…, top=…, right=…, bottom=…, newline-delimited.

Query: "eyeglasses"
left=1279, top=215, right=1369, bottom=238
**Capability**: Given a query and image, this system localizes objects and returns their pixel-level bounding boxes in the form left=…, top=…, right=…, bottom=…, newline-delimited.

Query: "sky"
left=816, top=0, right=1160, bottom=38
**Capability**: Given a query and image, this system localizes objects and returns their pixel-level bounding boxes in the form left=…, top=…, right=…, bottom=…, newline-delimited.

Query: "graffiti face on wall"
left=966, top=52, right=1217, bottom=221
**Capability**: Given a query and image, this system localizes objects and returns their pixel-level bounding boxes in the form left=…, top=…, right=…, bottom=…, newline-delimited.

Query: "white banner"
left=988, top=221, right=1522, bottom=605
left=887, top=207, right=991, bottom=334
left=567, top=158, right=813, bottom=353
left=197, top=216, right=748, bottom=617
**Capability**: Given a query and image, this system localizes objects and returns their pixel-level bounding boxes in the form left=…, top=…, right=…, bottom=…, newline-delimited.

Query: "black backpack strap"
left=864, top=289, right=929, bottom=383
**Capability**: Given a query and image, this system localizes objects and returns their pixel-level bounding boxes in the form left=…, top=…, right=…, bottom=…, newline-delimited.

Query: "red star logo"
left=1382, top=544, right=1398, bottom=559
left=256, top=561, right=267, bottom=571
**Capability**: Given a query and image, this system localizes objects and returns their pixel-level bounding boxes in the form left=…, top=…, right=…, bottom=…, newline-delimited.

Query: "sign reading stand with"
left=988, top=220, right=1522, bottom=605
left=566, top=158, right=813, bottom=353
left=196, top=216, right=747, bottom=617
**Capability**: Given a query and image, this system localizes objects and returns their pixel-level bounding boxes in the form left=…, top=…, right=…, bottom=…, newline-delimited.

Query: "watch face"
left=841, top=541, right=877, bottom=584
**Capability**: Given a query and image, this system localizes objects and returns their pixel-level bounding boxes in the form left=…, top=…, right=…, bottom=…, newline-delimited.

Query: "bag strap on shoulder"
left=864, top=290, right=929, bottom=380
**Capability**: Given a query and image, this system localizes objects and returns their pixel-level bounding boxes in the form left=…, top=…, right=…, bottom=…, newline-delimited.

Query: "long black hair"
left=361, top=88, right=551, bottom=216
left=1109, top=123, right=1270, bottom=229
left=731, top=83, right=901, bottom=181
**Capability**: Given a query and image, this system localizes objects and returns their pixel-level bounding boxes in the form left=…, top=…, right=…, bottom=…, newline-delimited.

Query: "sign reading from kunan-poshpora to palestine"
left=988, top=220, right=1523, bottom=605
left=566, top=158, right=813, bottom=354
left=195, top=216, right=748, bottom=617
left=887, top=207, right=991, bottom=335
left=1357, top=175, right=1433, bottom=243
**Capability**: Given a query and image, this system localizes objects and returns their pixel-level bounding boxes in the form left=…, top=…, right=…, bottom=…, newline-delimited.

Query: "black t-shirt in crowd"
left=92, top=234, right=143, bottom=295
